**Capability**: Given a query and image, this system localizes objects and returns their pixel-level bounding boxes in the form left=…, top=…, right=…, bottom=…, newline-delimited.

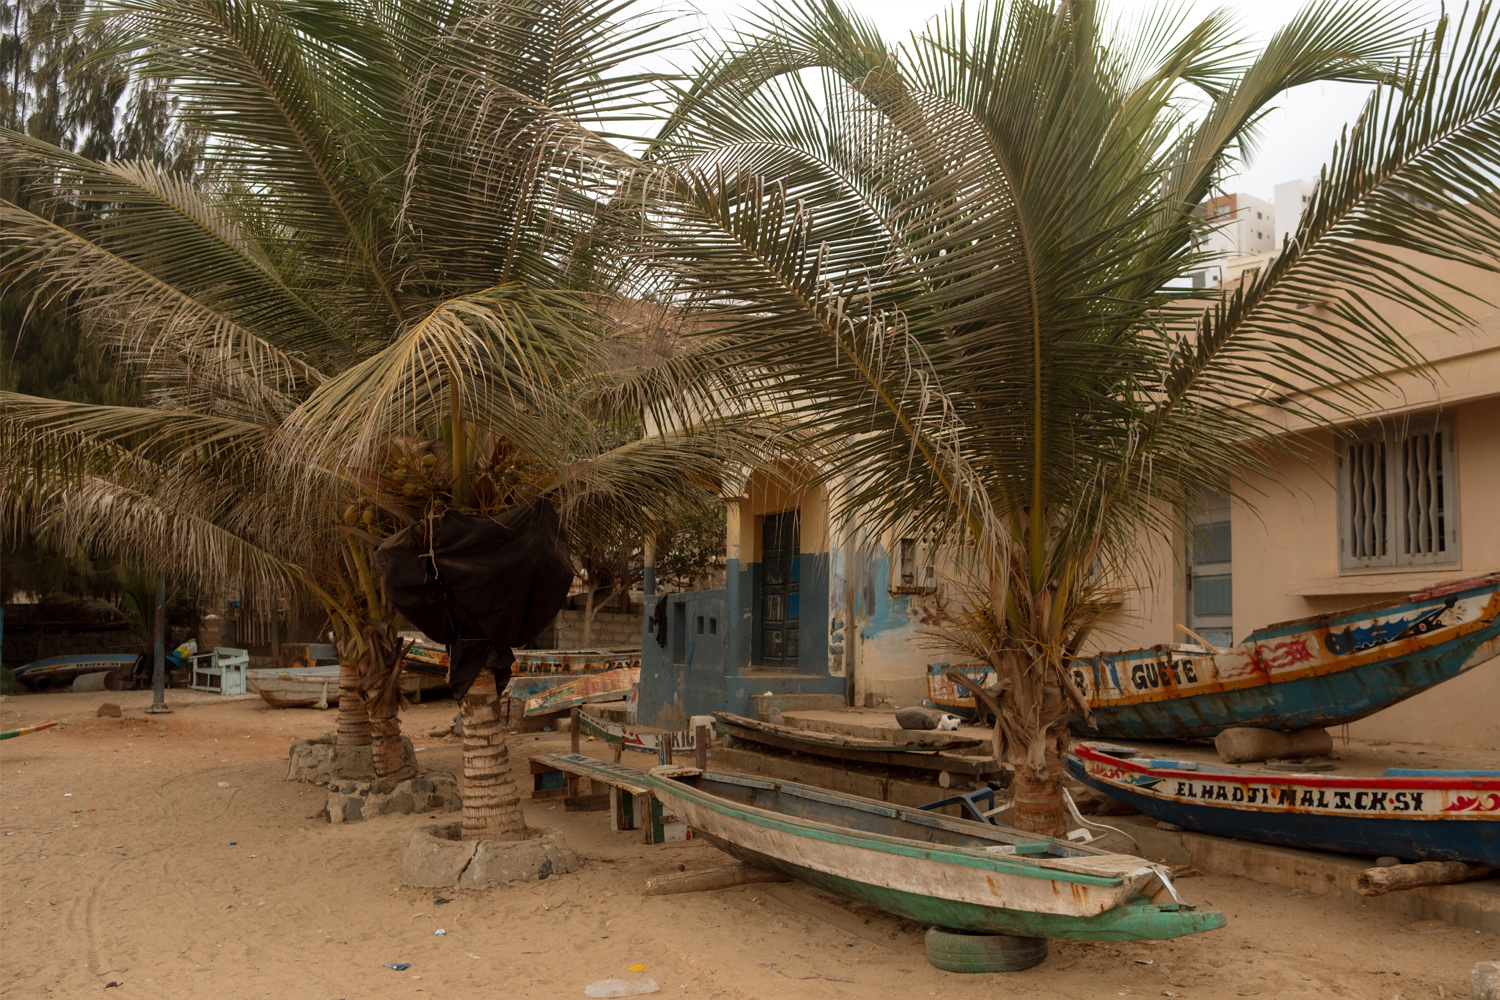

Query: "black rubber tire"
left=924, top=927, right=1048, bottom=973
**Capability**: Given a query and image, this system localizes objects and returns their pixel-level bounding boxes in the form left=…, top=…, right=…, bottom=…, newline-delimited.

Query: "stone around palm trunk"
left=460, top=673, right=526, bottom=842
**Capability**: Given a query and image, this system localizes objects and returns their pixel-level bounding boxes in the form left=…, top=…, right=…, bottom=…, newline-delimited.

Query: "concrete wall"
left=531, top=610, right=641, bottom=650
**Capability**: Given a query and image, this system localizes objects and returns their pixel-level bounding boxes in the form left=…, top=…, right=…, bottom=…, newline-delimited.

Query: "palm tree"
left=641, top=0, right=1500, bottom=834
left=0, top=0, right=745, bottom=839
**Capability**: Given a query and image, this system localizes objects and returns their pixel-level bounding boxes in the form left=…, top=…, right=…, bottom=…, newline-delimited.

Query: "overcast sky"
left=681, top=0, right=1447, bottom=203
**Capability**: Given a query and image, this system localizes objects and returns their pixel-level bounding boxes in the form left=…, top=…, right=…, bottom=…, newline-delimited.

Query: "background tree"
left=1, top=0, right=753, bottom=839
left=643, top=0, right=1500, bottom=834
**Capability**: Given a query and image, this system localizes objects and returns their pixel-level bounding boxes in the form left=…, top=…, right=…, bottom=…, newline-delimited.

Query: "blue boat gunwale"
left=1072, top=744, right=1500, bottom=792
left=646, top=769, right=1148, bottom=889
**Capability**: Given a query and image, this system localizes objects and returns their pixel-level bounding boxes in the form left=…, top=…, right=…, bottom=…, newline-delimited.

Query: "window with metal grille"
left=1338, top=417, right=1458, bottom=570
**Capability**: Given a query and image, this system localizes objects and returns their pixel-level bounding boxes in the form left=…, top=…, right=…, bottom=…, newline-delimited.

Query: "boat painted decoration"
left=923, top=661, right=994, bottom=721
left=1069, top=743, right=1500, bottom=867
left=522, top=666, right=641, bottom=716
left=1070, top=572, right=1500, bottom=740
left=12, top=654, right=139, bottom=691
left=577, top=712, right=698, bottom=754
left=643, top=766, right=1226, bottom=941
left=403, top=643, right=640, bottom=687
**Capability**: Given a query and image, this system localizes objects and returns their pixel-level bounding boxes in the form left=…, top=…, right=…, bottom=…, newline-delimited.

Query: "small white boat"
left=247, top=665, right=446, bottom=708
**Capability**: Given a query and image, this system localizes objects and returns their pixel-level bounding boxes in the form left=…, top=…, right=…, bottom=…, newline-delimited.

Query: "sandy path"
left=1, top=691, right=1494, bottom=999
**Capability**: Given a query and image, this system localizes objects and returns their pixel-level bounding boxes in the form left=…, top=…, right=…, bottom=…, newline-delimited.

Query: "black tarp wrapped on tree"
left=373, top=498, right=574, bottom=700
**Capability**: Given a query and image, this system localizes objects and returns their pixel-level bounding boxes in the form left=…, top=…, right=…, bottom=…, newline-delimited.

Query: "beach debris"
left=97, top=703, right=122, bottom=718
left=218, top=782, right=231, bottom=789
left=434, top=896, right=452, bottom=905
left=383, top=962, right=412, bottom=971
left=894, top=706, right=960, bottom=731
left=435, top=929, right=447, bottom=936
left=584, top=977, right=659, bottom=997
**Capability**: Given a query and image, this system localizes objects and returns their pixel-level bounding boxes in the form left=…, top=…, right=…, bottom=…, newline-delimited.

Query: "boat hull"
left=647, top=771, right=1225, bottom=941
left=1069, top=745, right=1500, bottom=866
left=1071, top=574, right=1500, bottom=740
left=705, top=838, right=1226, bottom=941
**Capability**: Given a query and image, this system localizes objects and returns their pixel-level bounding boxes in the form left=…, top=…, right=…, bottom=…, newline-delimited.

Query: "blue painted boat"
left=1069, top=572, right=1500, bottom=740
left=1069, top=743, right=1500, bottom=866
left=12, top=654, right=139, bottom=691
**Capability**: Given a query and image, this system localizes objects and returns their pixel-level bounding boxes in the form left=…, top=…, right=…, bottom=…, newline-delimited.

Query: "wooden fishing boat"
left=1070, top=572, right=1500, bottom=740
left=715, top=711, right=985, bottom=754
left=1069, top=742, right=1500, bottom=866
left=12, top=654, right=139, bottom=691
left=577, top=711, right=699, bottom=755
left=522, top=666, right=641, bottom=716
left=247, top=665, right=444, bottom=708
left=643, top=766, right=1226, bottom=941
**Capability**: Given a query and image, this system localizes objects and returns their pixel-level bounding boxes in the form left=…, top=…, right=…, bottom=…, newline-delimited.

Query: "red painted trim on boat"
left=1073, top=745, right=1500, bottom=790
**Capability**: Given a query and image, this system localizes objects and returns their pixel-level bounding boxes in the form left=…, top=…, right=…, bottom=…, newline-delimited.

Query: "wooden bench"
left=528, top=752, right=689, bottom=845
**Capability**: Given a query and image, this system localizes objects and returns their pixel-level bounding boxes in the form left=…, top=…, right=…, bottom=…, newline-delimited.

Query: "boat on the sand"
left=643, top=766, right=1226, bottom=941
left=1069, top=742, right=1500, bottom=866
left=247, top=665, right=445, bottom=708
left=12, top=654, right=139, bottom=691
left=1069, top=572, right=1500, bottom=740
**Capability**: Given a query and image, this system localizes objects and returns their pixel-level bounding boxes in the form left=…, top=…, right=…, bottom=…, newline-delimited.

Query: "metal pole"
left=146, top=571, right=171, bottom=714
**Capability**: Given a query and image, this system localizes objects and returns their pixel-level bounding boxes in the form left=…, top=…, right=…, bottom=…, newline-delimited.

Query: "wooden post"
left=1355, top=860, right=1494, bottom=896
left=644, top=863, right=789, bottom=895
left=570, top=707, right=580, bottom=754
left=613, top=741, right=623, bottom=763
left=695, top=725, right=708, bottom=771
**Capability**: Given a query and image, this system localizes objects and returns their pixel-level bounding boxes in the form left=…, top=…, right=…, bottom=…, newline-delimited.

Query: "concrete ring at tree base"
left=924, top=927, right=1048, bottom=973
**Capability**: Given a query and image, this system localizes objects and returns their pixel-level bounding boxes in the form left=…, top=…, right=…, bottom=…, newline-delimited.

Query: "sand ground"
left=1, top=690, right=1495, bottom=1000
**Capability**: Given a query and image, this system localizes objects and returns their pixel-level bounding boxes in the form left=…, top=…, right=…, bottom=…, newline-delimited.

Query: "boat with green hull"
left=644, top=767, right=1225, bottom=942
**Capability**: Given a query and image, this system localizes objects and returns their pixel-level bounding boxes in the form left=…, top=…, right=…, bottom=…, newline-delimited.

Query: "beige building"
left=1105, top=215, right=1500, bottom=749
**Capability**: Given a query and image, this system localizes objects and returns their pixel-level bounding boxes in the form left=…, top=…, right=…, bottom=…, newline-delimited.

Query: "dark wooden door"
left=759, top=511, right=800, bottom=667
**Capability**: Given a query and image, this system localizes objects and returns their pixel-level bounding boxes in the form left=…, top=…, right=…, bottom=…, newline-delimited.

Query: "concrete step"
left=745, top=693, right=847, bottom=720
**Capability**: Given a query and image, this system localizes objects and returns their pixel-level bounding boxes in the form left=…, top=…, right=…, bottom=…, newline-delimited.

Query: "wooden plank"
left=715, top=711, right=985, bottom=753
left=529, top=753, right=651, bottom=795
left=644, top=863, right=788, bottom=895
left=714, top=716, right=1003, bottom=775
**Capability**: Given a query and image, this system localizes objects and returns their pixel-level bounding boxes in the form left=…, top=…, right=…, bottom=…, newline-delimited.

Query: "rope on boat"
left=0, top=720, right=57, bottom=741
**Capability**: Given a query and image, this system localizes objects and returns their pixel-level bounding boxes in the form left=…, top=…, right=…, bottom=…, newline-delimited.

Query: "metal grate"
left=1401, top=429, right=1445, bottom=557
left=1346, top=439, right=1387, bottom=560
left=1340, top=418, right=1456, bottom=569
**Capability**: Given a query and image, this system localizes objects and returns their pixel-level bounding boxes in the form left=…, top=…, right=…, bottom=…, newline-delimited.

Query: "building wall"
left=634, top=465, right=845, bottom=728
left=1098, top=395, right=1500, bottom=748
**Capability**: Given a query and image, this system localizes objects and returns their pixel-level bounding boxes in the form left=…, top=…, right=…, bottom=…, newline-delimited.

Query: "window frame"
left=1336, top=415, right=1460, bottom=571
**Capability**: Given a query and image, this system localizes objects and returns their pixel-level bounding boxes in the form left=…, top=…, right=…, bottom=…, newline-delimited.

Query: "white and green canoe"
left=644, top=767, right=1225, bottom=941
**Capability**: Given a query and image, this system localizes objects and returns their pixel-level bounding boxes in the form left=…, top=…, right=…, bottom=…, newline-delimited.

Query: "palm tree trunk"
left=1007, top=715, right=1070, bottom=838
left=336, top=658, right=371, bottom=747
left=460, top=673, right=526, bottom=841
left=369, top=698, right=417, bottom=781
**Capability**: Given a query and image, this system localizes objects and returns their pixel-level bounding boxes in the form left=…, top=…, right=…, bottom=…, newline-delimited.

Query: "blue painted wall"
left=637, top=550, right=843, bottom=729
